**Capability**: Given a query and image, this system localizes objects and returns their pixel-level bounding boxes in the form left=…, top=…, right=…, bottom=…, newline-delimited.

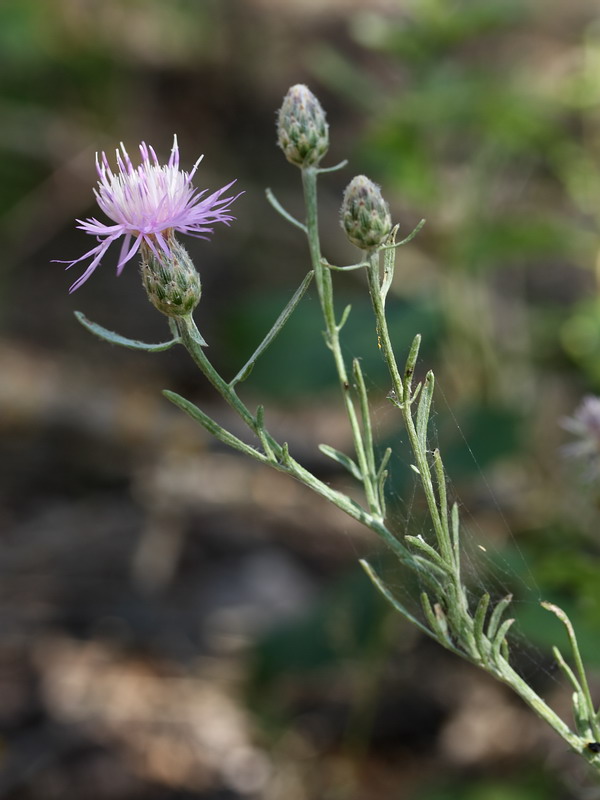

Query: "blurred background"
left=3, top=0, right=600, bottom=797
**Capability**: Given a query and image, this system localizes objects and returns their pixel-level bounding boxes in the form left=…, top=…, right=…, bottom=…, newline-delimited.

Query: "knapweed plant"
left=65, top=85, right=600, bottom=771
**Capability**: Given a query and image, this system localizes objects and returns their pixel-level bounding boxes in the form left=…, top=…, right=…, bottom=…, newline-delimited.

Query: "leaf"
left=360, top=560, right=431, bottom=637
left=230, top=271, right=314, bottom=386
left=318, top=443, right=362, bottom=481
left=74, top=311, right=179, bottom=352
left=163, top=390, right=269, bottom=463
left=416, top=370, right=434, bottom=451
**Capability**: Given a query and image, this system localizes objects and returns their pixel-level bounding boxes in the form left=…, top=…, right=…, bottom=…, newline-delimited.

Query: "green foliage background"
left=2, top=0, right=600, bottom=798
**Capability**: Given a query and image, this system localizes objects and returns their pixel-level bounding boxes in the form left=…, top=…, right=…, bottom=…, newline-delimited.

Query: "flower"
left=59, top=136, right=239, bottom=292
left=561, top=395, right=600, bottom=479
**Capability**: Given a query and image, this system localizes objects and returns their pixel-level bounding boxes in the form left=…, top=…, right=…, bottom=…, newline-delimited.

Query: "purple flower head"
left=59, top=136, right=240, bottom=292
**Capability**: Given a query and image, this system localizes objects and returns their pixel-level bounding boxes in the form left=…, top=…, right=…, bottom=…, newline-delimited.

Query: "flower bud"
left=277, top=84, right=329, bottom=168
left=140, top=236, right=202, bottom=317
left=340, top=175, right=392, bottom=250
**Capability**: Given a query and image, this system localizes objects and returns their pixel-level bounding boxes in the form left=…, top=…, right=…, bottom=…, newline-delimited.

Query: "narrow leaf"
left=280, top=441, right=292, bottom=467
left=541, top=601, right=597, bottom=725
left=451, top=502, right=460, bottom=565
left=552, top=645, right=583, bottom=696
left=337, top=304, right=352, bottom=330
left=255, top=404, right=275, bottom=461
left=230, top=271, right=314, bottom=386
left=163, top=390, right=269, bottom=464
left=75, top=311, right=179, bottom=352
left=265, top=188, right=307, bottom=232
left=433, top=448, right=450, bottom=546
left=473, top=593, right=491, bottom=663
left=318, top=443, right=362, bottom=481
left=409, top=381, right=422, bottom=406
left=416, top=371, right=434, bottom=451
left=405, top=535, right=448, bottom=571
left=360, top=560, right=432, bottom=637
left=317, top=159, right=348, bottom=174
left=377, top=469, right=388, bottom=518
left=353, top=358, right=376, bottom=478
left=492, top=617, right=515, bottom=663
left=324, top=260, right=368, bottom=272
left=380, top=218, right=426, bottom=250
left=404, top=334, right=421, bottom=390
left=380, top=224, right=399, bottom=303
left=487, top=594, right=513, bottom=641
left=376, top=447, right=392, bottom=480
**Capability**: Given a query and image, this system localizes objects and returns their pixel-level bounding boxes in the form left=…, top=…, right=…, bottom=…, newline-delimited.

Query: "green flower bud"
left=277, top=84, right=329, bottom=168
left=340, top=175, right=392, bottom=250
left=140, top=236, right=202, bottom=317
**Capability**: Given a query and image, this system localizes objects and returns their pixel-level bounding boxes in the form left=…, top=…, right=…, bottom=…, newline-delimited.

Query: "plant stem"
left=366, top=253, right=453, bottom=569
left=495, top=660, right=584, bottom=754
left=302, top=167, right=381, bottom=519
left=177, top=315, right=260, bottom=433
left=363, top=251, right=594, bottom=761
left=174, top=313, right=428, bottom=577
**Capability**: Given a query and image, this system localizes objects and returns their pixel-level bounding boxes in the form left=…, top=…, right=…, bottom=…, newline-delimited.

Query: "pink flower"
left=561, top=395, right=600, bottom=479
left=59, top=136, right=239, bottom=292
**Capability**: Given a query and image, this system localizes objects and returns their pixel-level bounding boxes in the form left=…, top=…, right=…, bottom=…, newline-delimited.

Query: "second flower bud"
left=341, top=175, right=392, bottom=251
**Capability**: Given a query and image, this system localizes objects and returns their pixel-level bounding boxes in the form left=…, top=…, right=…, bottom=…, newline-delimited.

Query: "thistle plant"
left=64, top=86, right=600, bottom=772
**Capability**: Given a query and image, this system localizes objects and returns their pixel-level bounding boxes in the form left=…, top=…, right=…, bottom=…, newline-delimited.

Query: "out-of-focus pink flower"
left=59, top=136, right=239, bottom=292
left=561, top=395, right=600, bottom=478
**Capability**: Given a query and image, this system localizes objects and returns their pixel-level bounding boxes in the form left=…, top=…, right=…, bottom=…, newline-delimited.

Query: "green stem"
left=174, top=314, right=428, bottom=580
left=363, top=251, right=593, bottom=760
left=177, top=315, right=262, bottom=435
left=366, top=252, right=474, bottom=642
left=494, top=660, right=584, bottom=754
left=302, top=167, right=381, bottom=519
left=365, top=253, right=404, bottom=404
left=366, top=253, right=452, bottom=568
left=541, top=602, right=600, bottom=740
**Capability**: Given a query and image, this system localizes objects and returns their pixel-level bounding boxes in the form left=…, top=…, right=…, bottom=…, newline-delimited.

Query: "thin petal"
left=116, top=234, right=142, bottom=275
left=116, top=233, right=133, bottom=267
left=142, top=234, right=161, bottom=260
left=154, top=230, right=171, bottom=257
left=68, top=237, right=116, bottom=292
left=168, top=134, right=179, bottom=169
left=188, top=154, right=204, bottom=181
